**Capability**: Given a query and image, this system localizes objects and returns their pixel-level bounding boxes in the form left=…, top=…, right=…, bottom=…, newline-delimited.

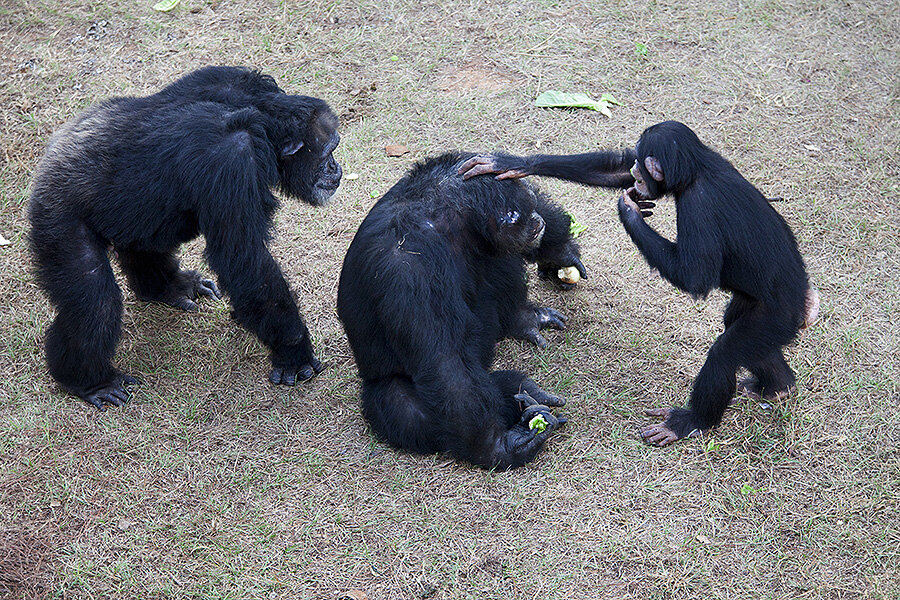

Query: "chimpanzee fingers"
left=572, top=256, right=588, bottom=280
left=526, top=330, right=549, bottom=349
left=514, top=391, right=538, bottom=407
left=197, top=278, right=221, bottom=299
left=269, top=367, right=291, bottom=386
left=172, top=296, right=200, bottom=311
left=309, top=357, right=325, bottom=374
left=458, top=157, right=497, bottom=180
left=536, top=307, right=567, bottom=330
left=457, top=156, right=489, bottom=177
left=494, top=169, right=527, bottom=180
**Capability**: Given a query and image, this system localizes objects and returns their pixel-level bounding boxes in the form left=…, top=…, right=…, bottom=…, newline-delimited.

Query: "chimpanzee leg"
left=642, top=306, right=786, bottom=445
left=361, top=376, right=441, bottom=455
left=118, top=248, right=220, bottom=311
left=35, top=222, right=137, bottom=409
left=740, top=351, right=796, bottom=401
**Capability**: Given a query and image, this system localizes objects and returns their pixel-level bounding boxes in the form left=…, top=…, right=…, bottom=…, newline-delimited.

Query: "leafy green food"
left=528, top=414, right=549, bottom=434
left=567, top=212, right=587, bottom=238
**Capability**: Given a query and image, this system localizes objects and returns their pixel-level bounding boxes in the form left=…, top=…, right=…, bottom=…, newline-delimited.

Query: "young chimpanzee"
left=338, top=152, right=584, bottom=469
left=29, top=66, right=342, bottom=410
left=459, top=122, right=817, bottom=445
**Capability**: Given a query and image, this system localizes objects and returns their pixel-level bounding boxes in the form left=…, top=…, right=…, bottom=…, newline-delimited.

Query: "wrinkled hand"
left=458, top=154, right=529, bottom=180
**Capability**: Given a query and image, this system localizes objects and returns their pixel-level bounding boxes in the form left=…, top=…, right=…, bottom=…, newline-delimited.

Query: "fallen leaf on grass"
left=340, top=591, right=368, bottom=600
left=385, top=144, right=409, bottom=157
left=345, top=173, right=360, bottom=180
left=0, top=232, right=10, bottom=246
left=534, top=90, right=623, bottom=117
left=566, top=213, right=587, bottom=238
left=152, top=0, right=180, bottom=11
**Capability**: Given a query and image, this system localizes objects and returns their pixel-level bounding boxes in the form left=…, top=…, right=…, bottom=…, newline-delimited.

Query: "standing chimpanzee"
left=337, top=152, right=585, bottom=469
left=28, top=66, right=342, bottom=410
left=460, top=121, right=817, bottom=445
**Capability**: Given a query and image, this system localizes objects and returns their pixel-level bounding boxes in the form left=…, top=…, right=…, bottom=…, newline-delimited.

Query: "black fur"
left=620, top=121, right=812, bottom=442
left=28, top=66, right=342, bottom=409
left=337, top=152, right=580, bottom=469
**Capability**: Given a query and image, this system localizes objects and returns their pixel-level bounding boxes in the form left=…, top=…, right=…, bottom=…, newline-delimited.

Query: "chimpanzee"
left=460, top=121, right=818, bottom=445
left=28, top=66, right=342, bottom=410
left=337, top=152, right=584, bottom=469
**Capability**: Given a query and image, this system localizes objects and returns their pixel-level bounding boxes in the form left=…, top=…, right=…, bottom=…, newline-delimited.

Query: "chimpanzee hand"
left=458, top=154, right=530, bottom=180
left=491, top=404, right=566, bottom=469
left=535, top=239, right=588, bottom=291
left=618, top=187, right=656, bottom=220
left=511, top=305, right=568, bottom=349
left=81, top=371, right=141, bottom=411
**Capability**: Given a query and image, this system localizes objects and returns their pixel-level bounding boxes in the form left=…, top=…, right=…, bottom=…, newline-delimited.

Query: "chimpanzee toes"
left=310, top=358, right=325, bottom=374
left=268, top=367, right=284, bottom=385
left=270, top=366, right=299, bottom=385
left=120, top=374, right=141, bottom=387
left=644, top=406, right=672, bottom=418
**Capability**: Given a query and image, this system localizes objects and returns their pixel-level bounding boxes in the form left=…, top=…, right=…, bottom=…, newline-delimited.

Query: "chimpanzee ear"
left=644, top=156, right=664, bottom=181
left=282, top=140, right=304, bottom=157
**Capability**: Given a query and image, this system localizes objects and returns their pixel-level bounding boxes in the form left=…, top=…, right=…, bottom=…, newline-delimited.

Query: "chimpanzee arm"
left=459, top=150, right=636, bottom=188
left=617, top=193, right=722, bottom=297
left=194, top=134, right=322, bottom=384
left=525, top=190, right=587, bottom=288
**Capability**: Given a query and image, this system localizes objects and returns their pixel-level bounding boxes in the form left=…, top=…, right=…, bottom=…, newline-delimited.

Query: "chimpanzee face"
left=279, top=110, right=342, bottom=205
left=494, top=209, right=546, bottom=254
left=630, top=160, right=651, bottom=199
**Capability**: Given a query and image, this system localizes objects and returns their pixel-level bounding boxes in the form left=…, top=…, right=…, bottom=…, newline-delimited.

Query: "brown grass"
left=1, top=0, right=898, bottom=598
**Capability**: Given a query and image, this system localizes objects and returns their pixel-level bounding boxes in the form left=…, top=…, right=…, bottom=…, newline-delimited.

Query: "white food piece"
left=557, top=266, right=581, bottom=284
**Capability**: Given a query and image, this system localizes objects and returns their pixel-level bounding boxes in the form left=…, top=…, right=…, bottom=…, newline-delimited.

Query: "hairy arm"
left=617, top=190, right=721, bottom=297
left=459, top=150, right=636, bottom=188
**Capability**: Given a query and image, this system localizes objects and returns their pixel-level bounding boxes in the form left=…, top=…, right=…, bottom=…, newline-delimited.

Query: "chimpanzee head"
left=632, top=120, right=704, bottom=199
left=484, top=184, right=546, bottom=254
left=276, top=104, right=342, bottom=206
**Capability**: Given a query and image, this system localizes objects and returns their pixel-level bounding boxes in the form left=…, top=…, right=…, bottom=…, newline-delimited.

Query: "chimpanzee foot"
left=640, top=406, right=704, bottom=446
left=81, top=373, right=140, bottom=411
left=737, top=376, right=795, bottom=402
left=269, top=357, right=325, bottom=386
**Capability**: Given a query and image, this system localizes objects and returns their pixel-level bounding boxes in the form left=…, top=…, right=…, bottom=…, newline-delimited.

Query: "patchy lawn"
left=1, top=0, right=897, bottom=598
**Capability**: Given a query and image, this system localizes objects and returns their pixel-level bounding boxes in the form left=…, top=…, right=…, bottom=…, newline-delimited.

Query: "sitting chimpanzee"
left=337, top=152, right=585, bottom=469
left=28, top=66, right=342, bottom=410
left=460, top=121, right=818, bottom=445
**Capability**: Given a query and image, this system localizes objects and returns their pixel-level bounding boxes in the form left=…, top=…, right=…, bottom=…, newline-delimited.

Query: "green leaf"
left=599, top=92, right=624, bottom=106
left=152, top=0, right=180, bottom=11
left=534, top=90, right=620, bottom=117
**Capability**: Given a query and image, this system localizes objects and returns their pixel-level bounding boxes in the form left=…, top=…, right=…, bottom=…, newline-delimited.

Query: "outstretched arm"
left=459, top=150, right=636, bottom=188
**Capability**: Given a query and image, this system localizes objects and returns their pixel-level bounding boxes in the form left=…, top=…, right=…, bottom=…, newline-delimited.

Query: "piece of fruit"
left=557, top=266, right=581, bottom=284
left=528, top=414, right=549, bottom=433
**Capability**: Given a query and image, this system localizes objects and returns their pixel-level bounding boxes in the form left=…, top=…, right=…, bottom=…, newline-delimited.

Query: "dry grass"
left=1, top=0, right=898, bottom=598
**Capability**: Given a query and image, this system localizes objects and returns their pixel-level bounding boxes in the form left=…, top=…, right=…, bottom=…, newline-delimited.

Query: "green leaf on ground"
left=152, top=0, right=180, bottom=12
left=534, top=90, right=620, bottom=117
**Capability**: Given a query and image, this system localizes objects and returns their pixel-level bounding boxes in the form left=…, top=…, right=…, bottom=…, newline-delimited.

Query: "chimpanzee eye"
left=500, top=210, right=520, bottom=225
